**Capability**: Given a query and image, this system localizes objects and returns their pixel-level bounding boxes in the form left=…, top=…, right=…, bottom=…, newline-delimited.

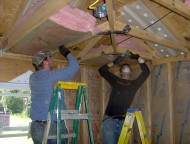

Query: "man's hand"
left=113, top=55, right=125, bottom=65
left=59, top=45, right=71, bottom=57
left=129, top=52, right=140, bottom=60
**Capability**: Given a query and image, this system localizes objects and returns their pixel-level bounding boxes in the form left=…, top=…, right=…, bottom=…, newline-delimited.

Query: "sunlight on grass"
left=10, top=114, right=31, bottom=126
left=0, top=136, right=33, bottom=144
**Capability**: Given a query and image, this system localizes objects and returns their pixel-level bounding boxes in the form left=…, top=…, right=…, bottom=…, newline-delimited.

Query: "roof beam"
left=115, top=21, right=189, bottom=53
left=4, top=0, right=70, bottom=52
left=150, top=0, right=190, bottom=20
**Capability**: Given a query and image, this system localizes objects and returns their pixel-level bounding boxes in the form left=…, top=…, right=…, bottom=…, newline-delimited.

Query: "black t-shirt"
left=98, top=63, right=150, bottom=116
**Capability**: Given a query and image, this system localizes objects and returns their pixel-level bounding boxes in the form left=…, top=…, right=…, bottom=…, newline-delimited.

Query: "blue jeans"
left=102, top=117, right=124, bottom=144
left=30, top=121, right=68, bottom=144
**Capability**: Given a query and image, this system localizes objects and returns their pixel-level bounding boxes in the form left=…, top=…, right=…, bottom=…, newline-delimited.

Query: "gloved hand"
left=59, top=45, right=70, bottom=57
left=129, top=52, right=140, bottom=60
left=113, top=55, right=125, bottom=65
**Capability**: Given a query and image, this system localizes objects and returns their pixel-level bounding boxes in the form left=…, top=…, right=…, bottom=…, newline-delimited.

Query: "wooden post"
left=80, top=67, right=88, bottom=143
left=100, top=78, right=106, bottom=119
left=167, top=62, right=175, bottom=144
left=146, top=75, right=152, bottom=143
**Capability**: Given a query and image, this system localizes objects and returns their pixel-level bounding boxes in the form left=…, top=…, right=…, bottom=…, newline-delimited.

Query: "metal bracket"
left=101, top=50, right=131, bottom=57
left=98, top=25, right=131, bottom=35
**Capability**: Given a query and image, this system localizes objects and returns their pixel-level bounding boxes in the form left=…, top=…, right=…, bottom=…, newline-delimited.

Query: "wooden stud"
left=167, top=62, right=175, bottom=144
left=80, top=67, right=88, bottom=143
left=146, top=76, right=152, bottom=143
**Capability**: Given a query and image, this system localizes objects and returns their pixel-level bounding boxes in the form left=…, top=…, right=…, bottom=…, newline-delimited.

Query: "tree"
left=6, top=96, right=24, bottom=114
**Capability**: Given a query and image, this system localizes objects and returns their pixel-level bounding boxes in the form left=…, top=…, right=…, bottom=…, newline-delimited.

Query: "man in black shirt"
left=98, top=52, right=150, bottom=144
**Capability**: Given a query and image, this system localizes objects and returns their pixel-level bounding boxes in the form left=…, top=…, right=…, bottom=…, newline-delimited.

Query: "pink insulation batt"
left=49, top=5, right=96, bottom=33
left=185, top=0, right=190, bottom=6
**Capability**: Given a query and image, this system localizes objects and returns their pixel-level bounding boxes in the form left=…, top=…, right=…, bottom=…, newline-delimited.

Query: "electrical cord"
left=89, top=0, right=100, bottom=9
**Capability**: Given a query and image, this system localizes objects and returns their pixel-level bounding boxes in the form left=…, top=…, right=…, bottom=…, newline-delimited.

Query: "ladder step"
left=61, top=110, right=78, bottom=114
left=61, top=113, right=89, bottom=120
left=54, top=110, right=79, bottom=114
left=48, top=133, right=76, bottom=139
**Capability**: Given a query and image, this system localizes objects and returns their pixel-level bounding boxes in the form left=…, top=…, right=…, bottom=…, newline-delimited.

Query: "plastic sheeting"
left=131, top=61, right=190, bottom=144
left=173, top=62, right=190, bottom=144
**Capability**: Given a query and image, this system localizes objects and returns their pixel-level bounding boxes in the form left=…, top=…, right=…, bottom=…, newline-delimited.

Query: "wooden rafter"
left=105, top=0, right=117, bottom=52
left=77, top=35, right=102, bottom=59
left=132, top=38, right=161, bottom=59
left=150, top=0, right=190, bottom=20
left=115, top=21, right=189, bottom=53
left=4, top=0, right=70, bottom=52
left=6, top=0, right=28, bottom=35
left=0, top=0, right=26, bottom=47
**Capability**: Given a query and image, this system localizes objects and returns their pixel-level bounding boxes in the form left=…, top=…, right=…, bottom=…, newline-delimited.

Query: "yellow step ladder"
left=42, top=81, right=94, bottom=144
left=117, top=108, right=149, bottom=144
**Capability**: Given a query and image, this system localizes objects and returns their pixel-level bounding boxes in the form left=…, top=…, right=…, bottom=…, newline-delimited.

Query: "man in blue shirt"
left=30, top=45, right=80, bottom=144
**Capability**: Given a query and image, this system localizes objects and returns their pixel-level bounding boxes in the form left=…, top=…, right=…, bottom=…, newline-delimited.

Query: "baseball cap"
left=32, top=50, right=52, bottom=66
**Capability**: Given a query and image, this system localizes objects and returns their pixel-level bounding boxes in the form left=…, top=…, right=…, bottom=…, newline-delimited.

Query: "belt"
left=33, top=120, right=47, bottom=124
left=111, top=116, right=125, bottom=120
left=33, top=120, right=64, bottom=124
left=103, top=115, right=125, bottom=121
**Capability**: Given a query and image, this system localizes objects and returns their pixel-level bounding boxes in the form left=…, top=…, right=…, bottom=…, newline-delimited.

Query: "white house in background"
left=9, top=70, right=33, bottom=84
